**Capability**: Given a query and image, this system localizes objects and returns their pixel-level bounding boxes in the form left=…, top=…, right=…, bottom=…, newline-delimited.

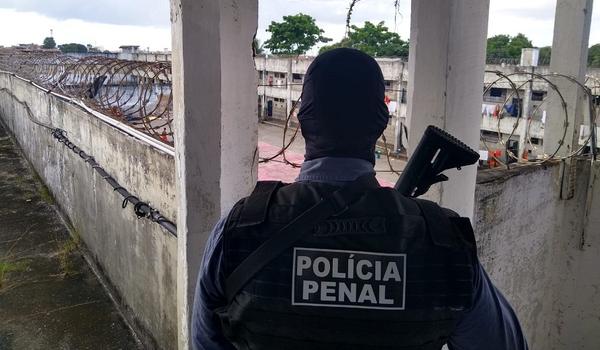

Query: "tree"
left=508, top=33, right=533, bottom=57
left=486, top=34, right=511, bottom=58
left=42, top=37, right=56, bottom=49
left=486, top=33, right=532, bottom=59
left=319, top=21, right=408, bottom=57
left=86, top=44, right=101, bottom=53
left=588, top=44, right=600, bottom=67
left=538, top=46, right=551, bottom=65
left=264, top=13, right=331, bottom=55
left=58, top=43, right=88, bottom=53
left=535, top=44, right=600, bottom=67
left=253, top=38, right=264, bottom=55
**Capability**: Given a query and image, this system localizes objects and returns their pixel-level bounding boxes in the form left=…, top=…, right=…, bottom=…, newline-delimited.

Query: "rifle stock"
left=394, top=125, right=480, bottom=197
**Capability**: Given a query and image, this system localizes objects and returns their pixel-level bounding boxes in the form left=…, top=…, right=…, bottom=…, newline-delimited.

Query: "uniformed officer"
left=192, top=48, right=529, bottom=350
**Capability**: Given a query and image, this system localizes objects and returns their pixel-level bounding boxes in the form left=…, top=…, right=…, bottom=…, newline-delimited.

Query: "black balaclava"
left=298, top=48, right=390, bottom=165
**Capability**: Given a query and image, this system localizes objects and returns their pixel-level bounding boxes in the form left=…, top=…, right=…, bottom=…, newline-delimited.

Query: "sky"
left=0, top=0, right=600, bottom=54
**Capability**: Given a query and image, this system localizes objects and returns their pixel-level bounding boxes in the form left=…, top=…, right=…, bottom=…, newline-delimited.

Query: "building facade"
left=256, top=54, right=600, bottom=162
left=255, top=55, right=408, bottom=151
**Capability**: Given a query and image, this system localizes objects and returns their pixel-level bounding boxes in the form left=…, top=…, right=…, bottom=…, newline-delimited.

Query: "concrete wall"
left=0, top=72, right=177, bottom=349
left=2, top=69, right=599, bottom=349
left=474, top=160, right=600, bottom=349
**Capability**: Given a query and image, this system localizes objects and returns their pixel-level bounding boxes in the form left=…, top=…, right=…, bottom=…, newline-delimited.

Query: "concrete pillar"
left=286, top=57, right=293, bottom=125
left=170, top=0, right=258, bottom=348
left=544, top=0, right=593, bottom=199
left=518, top=67, right=534, bottom=160
left=261, top=55, right=267, bottom=121
left=406, top=0, right=490, bottom=217
left=394, top=61, right=406, bottom=152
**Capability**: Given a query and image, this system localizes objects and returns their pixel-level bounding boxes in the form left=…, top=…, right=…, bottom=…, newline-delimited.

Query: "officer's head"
left=298, top=48, right=389, bottom=165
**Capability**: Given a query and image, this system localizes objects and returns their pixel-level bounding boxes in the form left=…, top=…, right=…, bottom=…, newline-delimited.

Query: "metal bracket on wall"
left=580, top=160, right=598, bottom=250
left=559, top=158, right=578, bottom=200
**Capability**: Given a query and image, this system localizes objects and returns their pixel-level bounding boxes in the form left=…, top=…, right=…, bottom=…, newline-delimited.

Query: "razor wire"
left=482, top=69, right=599, bottom=168
left=3, top=50, right=597, bottom=174
left=0, top=85, right=177, bottom=236
left=0, top=50, right=174, bottom=145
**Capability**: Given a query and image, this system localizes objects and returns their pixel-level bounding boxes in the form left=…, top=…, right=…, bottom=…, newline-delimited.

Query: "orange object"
left=488, top=149, right=502, bottom=168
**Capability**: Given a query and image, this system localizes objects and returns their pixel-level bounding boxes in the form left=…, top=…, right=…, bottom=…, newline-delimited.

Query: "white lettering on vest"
left=338, top=282, right=357, bottom=302
left=313, top=257, right=331, bottom=277
left=378, top=285, right=394, bottom=304
left=302, top=280, right=318, bottom=300
left=332, top=258, right=346, bottom=278
left=292, top=248, right=406, bottom=310
left=382, top=262, right=402, bottom=282
left=356, top=260, right=373, bottom=280
left=297, top=255, right=311, bottom=276
left=320, top=281, right=337, bottom=301
left=357, top=284, right=377, bottom=303
left=347, top=254, right=355, bottom=278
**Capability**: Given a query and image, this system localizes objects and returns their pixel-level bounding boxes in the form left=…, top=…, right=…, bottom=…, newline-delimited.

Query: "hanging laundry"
left=388, top=101, right=398, bottom=114
left=542, top=110, right=547, bottom=124
left=493, top=104, right=500, bottom=118
left=504, top=103, right=519, bottom=117
left=482, top=103, right=496, bottom=118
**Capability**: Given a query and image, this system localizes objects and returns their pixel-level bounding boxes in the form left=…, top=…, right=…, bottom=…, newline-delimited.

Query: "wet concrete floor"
left=0, top=123, right=140, bottom=350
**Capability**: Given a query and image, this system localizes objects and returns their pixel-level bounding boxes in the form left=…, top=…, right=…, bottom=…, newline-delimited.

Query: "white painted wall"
left=0, top=72, right=177, bottom=349
left=474, top=161, right=600, bottom=349
left=406, top=0, right=490, bottom=217
left=3, top=70, right=599, bottom=349
left=170, top=0, right=258, bottom=348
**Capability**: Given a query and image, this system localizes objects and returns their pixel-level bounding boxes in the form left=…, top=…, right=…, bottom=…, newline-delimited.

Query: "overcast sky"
left=0, top=0, right=600, bottom=54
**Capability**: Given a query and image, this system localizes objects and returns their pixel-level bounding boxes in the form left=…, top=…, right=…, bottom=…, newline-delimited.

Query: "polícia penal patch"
left=291, top=247, right=406, bottom=310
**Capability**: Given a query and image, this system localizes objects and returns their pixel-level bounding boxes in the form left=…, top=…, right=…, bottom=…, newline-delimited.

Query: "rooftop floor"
left=258, top=122, right=404, bottom=186
left=0, top=122, right=140, bottom=350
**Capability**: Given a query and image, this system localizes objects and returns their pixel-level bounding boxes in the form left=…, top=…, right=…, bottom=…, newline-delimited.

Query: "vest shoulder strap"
left=237, top=181, right=284, bottom=228
left=413, top=198, right=457, bottom=247
left=449, top=216, right=478, bottom=254
left=225, top=174, right=380, bottom=302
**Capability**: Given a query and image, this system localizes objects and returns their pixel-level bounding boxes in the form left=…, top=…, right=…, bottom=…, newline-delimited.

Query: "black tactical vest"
left=217, top=180, right=477, bottom=350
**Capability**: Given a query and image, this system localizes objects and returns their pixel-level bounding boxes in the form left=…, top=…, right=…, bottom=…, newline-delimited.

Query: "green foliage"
left=588, top=44, right=600, bottom=67
left=86, top=44, right=101, bottom=53
left=517, top=44, right=600, bottom=67
left=58, top=43, right=88, bottom=54
left=0, top=261, right=29, bottom=288
left=509, top=34, right=533, bottom=57
left=253, top=38, right=265, bottom=55
left=58, top=237, right=79, bottom=276
left=486, top=33, right=532, bottom=59
left=42, top=37, right=56, bottom=49
left=264, top=13, right=331, bottom=55
left=320, top=21, right=408, bottom=57
left=538, top=46, right=551, bottom=64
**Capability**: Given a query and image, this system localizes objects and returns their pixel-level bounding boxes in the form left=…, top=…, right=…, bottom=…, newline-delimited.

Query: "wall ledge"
left=476, top=161, right=560, bottom=185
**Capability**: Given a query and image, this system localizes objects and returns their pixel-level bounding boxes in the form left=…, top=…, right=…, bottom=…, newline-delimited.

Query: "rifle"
left=394, top=125, right=480, bottom=197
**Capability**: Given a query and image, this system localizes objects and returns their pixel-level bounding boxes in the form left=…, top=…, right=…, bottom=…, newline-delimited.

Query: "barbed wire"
left=482, top=69, right=598, bottom=168
left=0, top=50, right=174, bottom=144
left=0, top=88, right=55, bottom=130
left=0, top=85, right=177, bottom=235
left=51, top=129, right=177, bottom=236
left=5, top=51, right=595, bottom=176
left=258, top=92, right=404, bottom=179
